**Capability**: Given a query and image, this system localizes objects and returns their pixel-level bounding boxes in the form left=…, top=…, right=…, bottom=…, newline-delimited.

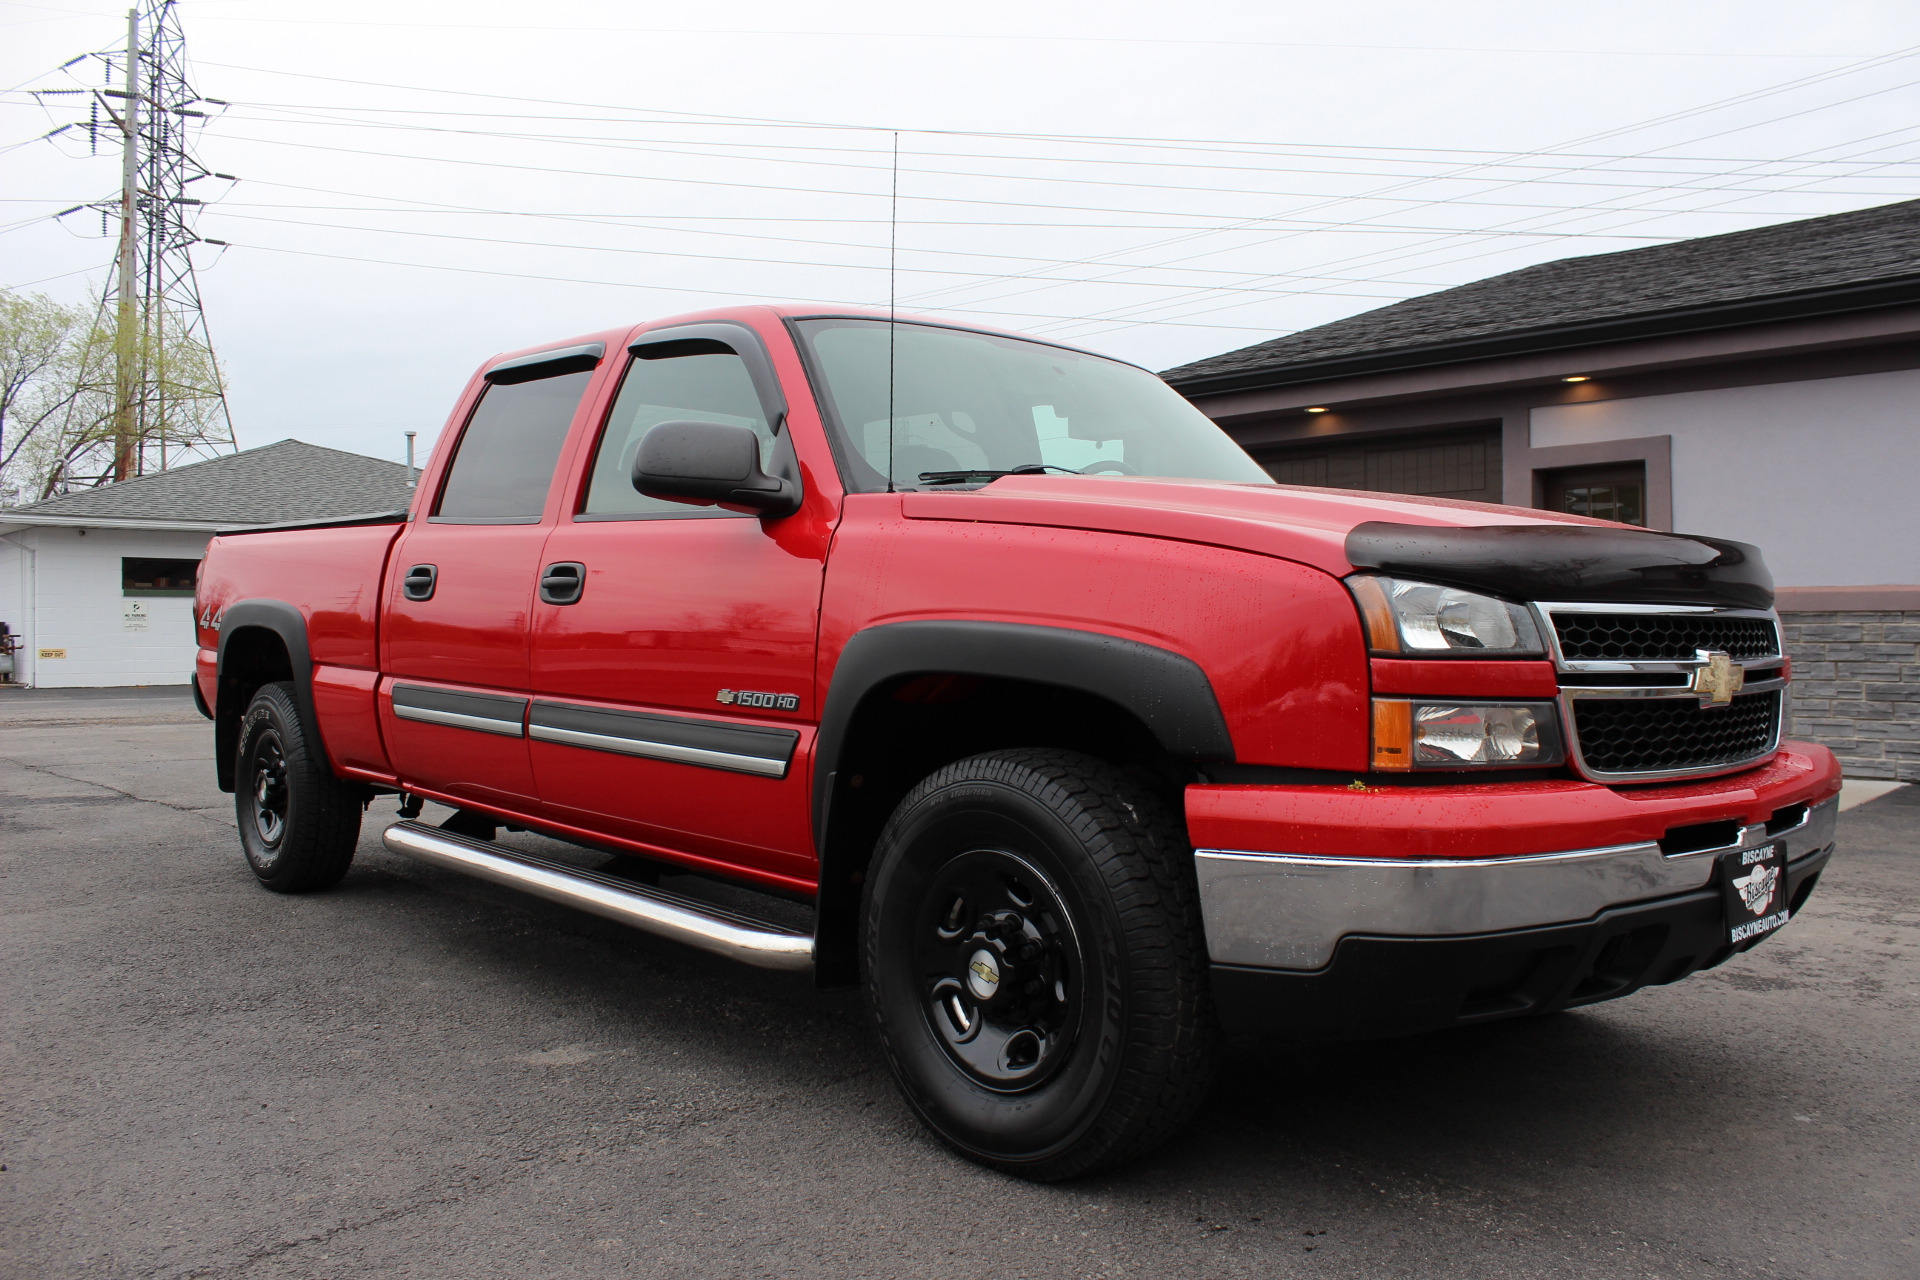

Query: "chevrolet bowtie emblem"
left=1691, top=650, right=1746, bottom=705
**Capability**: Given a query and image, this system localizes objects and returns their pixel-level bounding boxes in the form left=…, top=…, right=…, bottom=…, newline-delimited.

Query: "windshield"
left=792, top=318, right=1272, bottom=491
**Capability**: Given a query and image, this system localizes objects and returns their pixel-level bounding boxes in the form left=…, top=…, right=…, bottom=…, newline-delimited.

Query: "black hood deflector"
left=1345, top=522, right=1773, bottom=610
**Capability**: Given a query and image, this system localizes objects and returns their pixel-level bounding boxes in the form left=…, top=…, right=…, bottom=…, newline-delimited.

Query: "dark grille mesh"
left=1572, top=690, right=1780, bottom=775
left=1553, top=613, right=1779, bottom=661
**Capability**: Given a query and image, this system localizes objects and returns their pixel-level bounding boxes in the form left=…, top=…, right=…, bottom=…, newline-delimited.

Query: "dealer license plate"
left=1720, top=842, right=1790, bottom=947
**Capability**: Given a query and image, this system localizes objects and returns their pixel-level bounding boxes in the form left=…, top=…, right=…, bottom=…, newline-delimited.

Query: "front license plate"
left=1720, top=843, right=1790, bottom=946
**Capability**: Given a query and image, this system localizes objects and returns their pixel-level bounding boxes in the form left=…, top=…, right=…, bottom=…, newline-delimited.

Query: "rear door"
left=380, top=346, right=603, bottom=811
left=527, top=323, right=833, bottom=889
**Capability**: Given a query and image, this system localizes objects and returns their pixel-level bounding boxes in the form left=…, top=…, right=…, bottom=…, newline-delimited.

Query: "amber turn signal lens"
left=1371, top=699, right=1413, bottom=771
left=1347, top=575, right=1400, bottom=653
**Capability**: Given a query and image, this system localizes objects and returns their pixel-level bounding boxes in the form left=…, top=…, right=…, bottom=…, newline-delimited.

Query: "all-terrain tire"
left=235, top=681, right=361, bottom=892
left=862, top=749, right=1216, bottom=1181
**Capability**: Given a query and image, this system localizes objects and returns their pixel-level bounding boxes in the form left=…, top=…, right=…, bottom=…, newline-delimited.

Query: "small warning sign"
left=122, top=600, right=149, bottom=631
left=38, top=648, right=66, bottom=659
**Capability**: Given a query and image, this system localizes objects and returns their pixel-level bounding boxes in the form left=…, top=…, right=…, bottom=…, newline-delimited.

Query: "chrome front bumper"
left=1195, top=794, right=1838, bottom=971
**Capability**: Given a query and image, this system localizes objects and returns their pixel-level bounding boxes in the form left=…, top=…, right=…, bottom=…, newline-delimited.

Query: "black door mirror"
left=633, top=420, right=801, bottom=517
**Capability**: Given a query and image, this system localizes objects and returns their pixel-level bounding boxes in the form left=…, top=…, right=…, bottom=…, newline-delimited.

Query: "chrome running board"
left=380, top=821, right=813, bottom=972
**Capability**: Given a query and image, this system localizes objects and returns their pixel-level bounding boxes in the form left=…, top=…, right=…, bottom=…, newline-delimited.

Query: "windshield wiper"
left=916, top=463, right=1079, bottom=486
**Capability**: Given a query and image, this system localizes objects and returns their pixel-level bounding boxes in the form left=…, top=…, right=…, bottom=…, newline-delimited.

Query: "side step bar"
left=380, top=821, right=814, bottom=972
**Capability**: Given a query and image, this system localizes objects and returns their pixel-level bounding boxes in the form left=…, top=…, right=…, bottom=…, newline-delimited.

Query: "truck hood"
left=899, top=476, right=1771, bottom=609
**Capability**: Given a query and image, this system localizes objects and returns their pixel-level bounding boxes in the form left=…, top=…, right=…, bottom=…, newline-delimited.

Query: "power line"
left=1044, top=122, right=1920, bottom=340
left=14, top=25, right=1916, bottom=362
left=188, top=48, right=1920, bottom=342
left=155, top=95, right=1920, bottom=169
left=149, top=15, right=1876, bottom=61
left=189, top=54, right=1920, bottom=154
left=208, top=202, right=1688, bottom=238
left=203, top=209, right=1435, bottom=301
left=202, top=129, right=1901, bottom=226
left=216, top=239, right=1291, bottom=334
left=915, top=45, right=1920, bottom=324
left=216, top=99, right=1920, bottom=179
left=208, top=104, right=1920, bottom=200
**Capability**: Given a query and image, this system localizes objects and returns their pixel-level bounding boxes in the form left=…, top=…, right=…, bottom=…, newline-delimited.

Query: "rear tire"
left=235, top=681, right=361, bottom=892
left=862, top=749, right=1216, bottom=1180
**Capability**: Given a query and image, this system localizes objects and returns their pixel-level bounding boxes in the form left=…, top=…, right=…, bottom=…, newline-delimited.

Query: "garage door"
left=1258, top=425, right=1502, bottom=504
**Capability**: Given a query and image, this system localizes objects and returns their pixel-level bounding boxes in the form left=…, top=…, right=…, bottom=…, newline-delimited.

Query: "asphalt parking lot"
left=3, top=685, right=1916, bottom=1279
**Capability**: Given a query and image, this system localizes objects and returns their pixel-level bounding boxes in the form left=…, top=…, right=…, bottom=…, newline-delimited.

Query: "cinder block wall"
left=1781, top=610, right=1920, bottom=781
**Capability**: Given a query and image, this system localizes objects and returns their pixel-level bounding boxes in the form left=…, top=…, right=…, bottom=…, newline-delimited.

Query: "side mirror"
left=633, top=420, right=801, bottom=517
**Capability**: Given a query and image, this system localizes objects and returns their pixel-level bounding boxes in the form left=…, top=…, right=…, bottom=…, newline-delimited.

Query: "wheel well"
left=812, top=673, right=1192, bottom=987
left=215, top=626, right=293, bottom=792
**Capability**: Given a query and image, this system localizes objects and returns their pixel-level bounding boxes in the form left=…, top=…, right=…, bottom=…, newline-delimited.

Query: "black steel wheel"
left=249, top=732, right=290, bottom=847
left=916, top=847, right=1083, bottom=1093
left=863, top=749, right=1215, bottom=1181
left=235, top=681, right=361, bottom=892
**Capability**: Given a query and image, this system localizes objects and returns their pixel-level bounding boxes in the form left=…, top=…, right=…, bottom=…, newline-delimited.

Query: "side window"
left=434, top=369, right=594, bottom=522
left=581, top=342, right=775, bottom=518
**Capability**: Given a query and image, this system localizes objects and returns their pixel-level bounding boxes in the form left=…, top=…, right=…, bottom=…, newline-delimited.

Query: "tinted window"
left=435, top=369, right=593, bottom=521
left=582, top=344, right=774, bottom=518
left=793, top=319, right=1268, bottom=491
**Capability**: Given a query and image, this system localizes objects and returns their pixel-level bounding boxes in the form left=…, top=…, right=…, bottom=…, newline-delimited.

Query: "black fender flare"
left=214, top=599, right=322, bottom=792
left=809, top=620, right=1234, bottom=984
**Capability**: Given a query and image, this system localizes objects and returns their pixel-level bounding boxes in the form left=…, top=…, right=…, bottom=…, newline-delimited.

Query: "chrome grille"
left=1544, top=604, right=1787, bottom=782
left=1552, top=613, right=1779, bottom=662
left=1571, top=690, right=1781, bottom=775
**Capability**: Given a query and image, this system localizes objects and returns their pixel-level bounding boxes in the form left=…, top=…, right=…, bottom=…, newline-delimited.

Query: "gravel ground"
left=2, top=685, right=1915, bottom=1279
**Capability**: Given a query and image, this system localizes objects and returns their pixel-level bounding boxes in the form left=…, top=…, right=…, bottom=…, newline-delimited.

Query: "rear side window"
left=434, top=369, right=594, bottom=522
left=580, top=341, right=775, bottom=518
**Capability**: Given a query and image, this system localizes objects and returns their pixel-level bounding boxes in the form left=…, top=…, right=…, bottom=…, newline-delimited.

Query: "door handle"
left=402, top=563, right=438, bottom=601
left=539, top=562, right=586, bottom=605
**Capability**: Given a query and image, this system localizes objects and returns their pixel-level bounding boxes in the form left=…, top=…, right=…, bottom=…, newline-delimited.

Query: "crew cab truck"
left=194, top=305, right=1841, bottom=1180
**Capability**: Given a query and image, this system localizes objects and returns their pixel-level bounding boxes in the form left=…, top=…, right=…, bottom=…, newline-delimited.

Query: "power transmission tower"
left=40, top=1, right=236, bottom=487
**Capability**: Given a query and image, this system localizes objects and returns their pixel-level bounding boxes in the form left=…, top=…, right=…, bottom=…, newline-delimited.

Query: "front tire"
left=235, top=681, right=361, bottom=892
left=862, top=749, right=1215, bottom=1180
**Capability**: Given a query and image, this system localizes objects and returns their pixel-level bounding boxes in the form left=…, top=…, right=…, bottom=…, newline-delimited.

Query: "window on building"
left=122, top=557, right=200, bottom=597
left=433, top=369, right=594, bottom=522
left=1540, top=462, right=1646, bottom=526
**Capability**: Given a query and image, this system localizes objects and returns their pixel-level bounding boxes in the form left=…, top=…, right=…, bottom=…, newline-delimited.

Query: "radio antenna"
left=885, top=130, right=898, bottom=494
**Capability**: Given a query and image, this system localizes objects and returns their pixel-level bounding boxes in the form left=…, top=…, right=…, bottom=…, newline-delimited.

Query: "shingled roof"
left=1163, top=197, right=1920, bottom=393
left=2, top=439, right=414, bottom=527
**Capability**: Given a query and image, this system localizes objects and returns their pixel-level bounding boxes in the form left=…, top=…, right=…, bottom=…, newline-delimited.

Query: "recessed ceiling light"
left=1305, top=406, right=1328, bottom=413
left=1562, top=375, right=1590, bottom=383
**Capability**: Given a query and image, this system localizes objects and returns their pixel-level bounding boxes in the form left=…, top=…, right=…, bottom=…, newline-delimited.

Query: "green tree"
left=0, top=289, right=87, bottom=505
left=0, top=287, right=228, bottom=504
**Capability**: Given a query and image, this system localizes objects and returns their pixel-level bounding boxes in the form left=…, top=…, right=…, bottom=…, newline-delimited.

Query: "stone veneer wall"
left=1780, top=610, right=1920, bottom=781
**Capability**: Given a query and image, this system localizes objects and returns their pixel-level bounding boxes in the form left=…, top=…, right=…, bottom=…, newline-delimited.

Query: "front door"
left=382, top=360, right=597, bottom=810
left=527, top=328, right=831, bottom=889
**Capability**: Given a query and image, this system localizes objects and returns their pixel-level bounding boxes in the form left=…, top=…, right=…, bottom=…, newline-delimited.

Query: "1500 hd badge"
left=717, top=688, right=800, bottom=712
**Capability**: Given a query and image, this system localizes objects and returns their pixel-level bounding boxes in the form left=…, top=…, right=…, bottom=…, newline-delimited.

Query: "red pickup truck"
left=194, top=305, right=1840, bottom=1179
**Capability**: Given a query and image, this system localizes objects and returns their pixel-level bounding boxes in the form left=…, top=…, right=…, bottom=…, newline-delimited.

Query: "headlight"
left=1372, top=699, right=1564, bottom=771
left=1347, top=574, right=1543, bottom=656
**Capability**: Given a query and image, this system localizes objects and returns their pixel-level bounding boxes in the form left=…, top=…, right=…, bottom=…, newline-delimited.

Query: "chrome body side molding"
left=390, top=684, right=528, bottom=737
left=1194, top=795, right=1836, bottom=971
left=381, top=821, right=813, bottom=971
left=527, top=700, right=798, bottom=778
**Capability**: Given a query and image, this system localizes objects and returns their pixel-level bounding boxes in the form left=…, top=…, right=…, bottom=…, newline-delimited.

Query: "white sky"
left=5, top=0, right=1920, bottom=465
